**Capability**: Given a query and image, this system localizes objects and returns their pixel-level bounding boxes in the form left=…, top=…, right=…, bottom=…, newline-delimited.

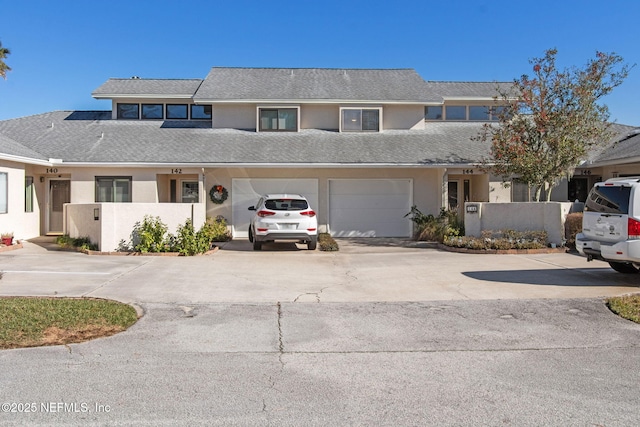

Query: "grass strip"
left=607, top=294, right=640, bottom=323
left=0, top=297, right=138, bottom=349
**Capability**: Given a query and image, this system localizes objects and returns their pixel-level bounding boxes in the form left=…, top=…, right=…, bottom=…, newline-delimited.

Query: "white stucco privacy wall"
left=464, top=202, right=574, bottom=245
left=65, top=203, right=206, bottom=252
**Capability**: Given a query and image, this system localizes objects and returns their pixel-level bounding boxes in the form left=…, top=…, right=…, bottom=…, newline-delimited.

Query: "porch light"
left=94, top=208, right=100, bottom=221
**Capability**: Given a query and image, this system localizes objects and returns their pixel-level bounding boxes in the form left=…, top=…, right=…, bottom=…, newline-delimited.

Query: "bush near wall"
left=118, top=215, right=232, bottom=255
left=443, top=230, right=548, bottom=250
left=564, top=213, right=583, bottom=250
left=405, top=206, right=464, bottom=243
left=318, top=233, right=339, bottom=251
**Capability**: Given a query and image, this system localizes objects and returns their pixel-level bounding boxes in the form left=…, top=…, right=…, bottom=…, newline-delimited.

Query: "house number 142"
left=171, top=169, right=182, bottom=174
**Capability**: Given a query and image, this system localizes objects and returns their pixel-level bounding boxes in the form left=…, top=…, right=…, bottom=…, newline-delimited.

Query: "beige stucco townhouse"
left=1, top=67, right=634, bottom=251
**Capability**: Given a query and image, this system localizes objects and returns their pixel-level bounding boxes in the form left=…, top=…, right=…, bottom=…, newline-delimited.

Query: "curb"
left=84, top=245, right=220, bottom=256
left=0, top=241, right=23, bottom=253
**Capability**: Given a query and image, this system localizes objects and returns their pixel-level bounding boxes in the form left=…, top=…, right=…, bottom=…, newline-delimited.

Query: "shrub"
left=124, top=216, right=231, bottom=255
left=443, top=229, right=548, bottom=250
left=405, top=206, right=464, bottom=243
left=200, top=216, right=232, bottom=242
left=565, top=213, right=583, bottom=250
left=175, top=219, right=208, bottom=256
left=318, top=233, right=339, bottom=251
left=132, top=215, right=171, bottom=253
left=56, top=235, right=98, bottom=252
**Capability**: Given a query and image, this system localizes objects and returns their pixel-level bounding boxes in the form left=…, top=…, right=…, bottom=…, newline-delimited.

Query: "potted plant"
left=1, top=232, right=13, bottom=246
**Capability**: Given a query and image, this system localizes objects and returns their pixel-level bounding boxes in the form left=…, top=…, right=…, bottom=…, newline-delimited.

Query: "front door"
left=48, top=179, right=70, bottom=234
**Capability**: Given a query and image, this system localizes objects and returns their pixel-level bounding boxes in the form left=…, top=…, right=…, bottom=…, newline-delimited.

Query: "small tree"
left=0, top=41, right=11, bottom=79
left=477, top=48, right=633, bottom=201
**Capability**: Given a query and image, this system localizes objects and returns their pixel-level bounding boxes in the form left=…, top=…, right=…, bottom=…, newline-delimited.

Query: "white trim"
left=93, top=94, right=195, bottom=100
left=0, top=154, right=52, bottom=166
left=194, top=98, right=435, bottom=105
left=52, top=161, right=481, bottom=169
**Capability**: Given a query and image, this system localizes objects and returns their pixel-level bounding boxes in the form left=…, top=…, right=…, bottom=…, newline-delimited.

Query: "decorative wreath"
left=209, top=185, right=229, bottom=204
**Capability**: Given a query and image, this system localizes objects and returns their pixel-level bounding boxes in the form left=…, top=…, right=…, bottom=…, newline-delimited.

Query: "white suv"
left=576, top=177, right=640, bottom=273
left=248, top=194, right=318, bottom=251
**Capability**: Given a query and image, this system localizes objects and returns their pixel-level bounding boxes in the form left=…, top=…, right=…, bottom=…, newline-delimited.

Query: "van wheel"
left=608, top=262, right=640, bottom=274
left=307, top=239, right=317, bottom=250
left=248, top=227, right=254, bottom=243
left=253, top=240, right=262, bottom=251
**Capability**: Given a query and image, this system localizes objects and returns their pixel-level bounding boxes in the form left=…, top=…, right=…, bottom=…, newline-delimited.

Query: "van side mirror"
left=248, top=206, right=256, bottom=211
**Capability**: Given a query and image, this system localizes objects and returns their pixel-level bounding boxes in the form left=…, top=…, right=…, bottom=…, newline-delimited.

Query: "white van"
left=576, top=177, right=640, bottom=274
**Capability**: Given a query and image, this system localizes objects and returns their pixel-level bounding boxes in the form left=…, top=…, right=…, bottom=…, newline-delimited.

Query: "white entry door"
left=231, top=179, right=318, bottom=238
left=48, top=179, right=70, bottom=234
left=329, top=179, right=412, bottom=237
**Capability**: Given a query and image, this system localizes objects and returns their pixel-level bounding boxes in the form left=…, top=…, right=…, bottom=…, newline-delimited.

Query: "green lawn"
left=607, top=294, right=640, bottom=324
left=0, top=297, right=138, bottom=349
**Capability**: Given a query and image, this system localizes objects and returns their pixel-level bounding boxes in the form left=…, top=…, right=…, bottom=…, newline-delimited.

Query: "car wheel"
left=253, top=240, right=262, bottom=251
left=307, top=239, right=317, bottom=250
left=608, top=261, right=640, bottom=274
left=248, top=226, right=254, bottom=243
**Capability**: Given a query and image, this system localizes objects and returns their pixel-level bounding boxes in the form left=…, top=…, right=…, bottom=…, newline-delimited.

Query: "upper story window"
left=445, top=106, right=466, bottom=121
left=425, top=106, right=443, bottom=120
left=166, top=104, right=188, bottom=120
left=191, top=105, right=212, bottom=120
left=117, top=103, right=139, bottom=120
left=259, top=108, right=298, bottom=132
left=117, top=103, right=212, bottom=121
left=141, top=104, right=163, bottom=120
left=341, top=108, right=380, bottom=132
left=426, top=105, right=505, bottom=121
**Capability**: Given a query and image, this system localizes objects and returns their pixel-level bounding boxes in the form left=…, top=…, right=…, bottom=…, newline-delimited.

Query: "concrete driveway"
left=0, top=238, right=638, bottom=304
left=1, top=239, right=640, bottom=426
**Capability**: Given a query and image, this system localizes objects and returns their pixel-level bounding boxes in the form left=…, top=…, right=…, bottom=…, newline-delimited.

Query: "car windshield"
left=264, top=199, right=308, bottom=211
left=585, top=185, right=631, bottom=214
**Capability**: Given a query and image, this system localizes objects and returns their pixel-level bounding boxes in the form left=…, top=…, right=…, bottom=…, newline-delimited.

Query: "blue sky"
left=1, top=0, right=639, bottom=125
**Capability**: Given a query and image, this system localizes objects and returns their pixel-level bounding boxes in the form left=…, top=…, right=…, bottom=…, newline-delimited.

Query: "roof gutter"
left=192, top=98, right=441, bottom=105
left=51, top=161, right=483, bottom=169
left=580, top=156, right=640, bottom=168
left=92, top=94, right=195, bottom=100
left=0, top=153, right=52, bottom=166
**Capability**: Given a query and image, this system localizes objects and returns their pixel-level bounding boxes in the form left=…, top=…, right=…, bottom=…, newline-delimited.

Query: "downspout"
left=442, top=168, right=449, bottom=211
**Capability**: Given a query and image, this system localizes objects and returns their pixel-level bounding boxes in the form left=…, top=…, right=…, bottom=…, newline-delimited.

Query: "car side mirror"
left=248, top=206, right=256, bottom=211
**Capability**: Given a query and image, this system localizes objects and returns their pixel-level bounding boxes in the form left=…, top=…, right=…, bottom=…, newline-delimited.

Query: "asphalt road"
left=0, top=239, right=639, bottom=426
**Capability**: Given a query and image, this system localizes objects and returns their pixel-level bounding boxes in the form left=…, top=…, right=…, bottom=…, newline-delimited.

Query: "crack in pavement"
left=81, top=258, right=154, bottom=298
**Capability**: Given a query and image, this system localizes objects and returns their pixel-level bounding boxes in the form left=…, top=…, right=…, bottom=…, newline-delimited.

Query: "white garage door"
left=329, top=179, right=412, bottom=237
left=232, top=179, right=318, bottom=238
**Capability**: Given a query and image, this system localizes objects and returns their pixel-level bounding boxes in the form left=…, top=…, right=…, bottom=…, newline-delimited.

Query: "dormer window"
left=117, top=103, right=139, bottom=120
left=426, top=105, right=506, bottom=121
left=258, top=107, right=298, bottom=132
left=340, top=108, right=380, bottom=132
left=191, top=105, right=212, bottom=120
left=166, top=104, right=188, bottom=120
left=141, top=104, right=163, bottom=120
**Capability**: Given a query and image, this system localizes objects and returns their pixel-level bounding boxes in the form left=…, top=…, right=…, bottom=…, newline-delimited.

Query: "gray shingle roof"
left=92, top=79, right=203, bottom=98
left=194, top=68, right=442, bottom=103
left=0, top=111, right=490, bottom=166
left=0, top=133, right=47, bottom=161
left=424, top=81, right=515, bottom=98
left=586, top=124, right=640, bottom=165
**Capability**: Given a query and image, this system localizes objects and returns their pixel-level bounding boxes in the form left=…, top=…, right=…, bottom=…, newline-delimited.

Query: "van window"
left=585, top=186, right=631, bottom=214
